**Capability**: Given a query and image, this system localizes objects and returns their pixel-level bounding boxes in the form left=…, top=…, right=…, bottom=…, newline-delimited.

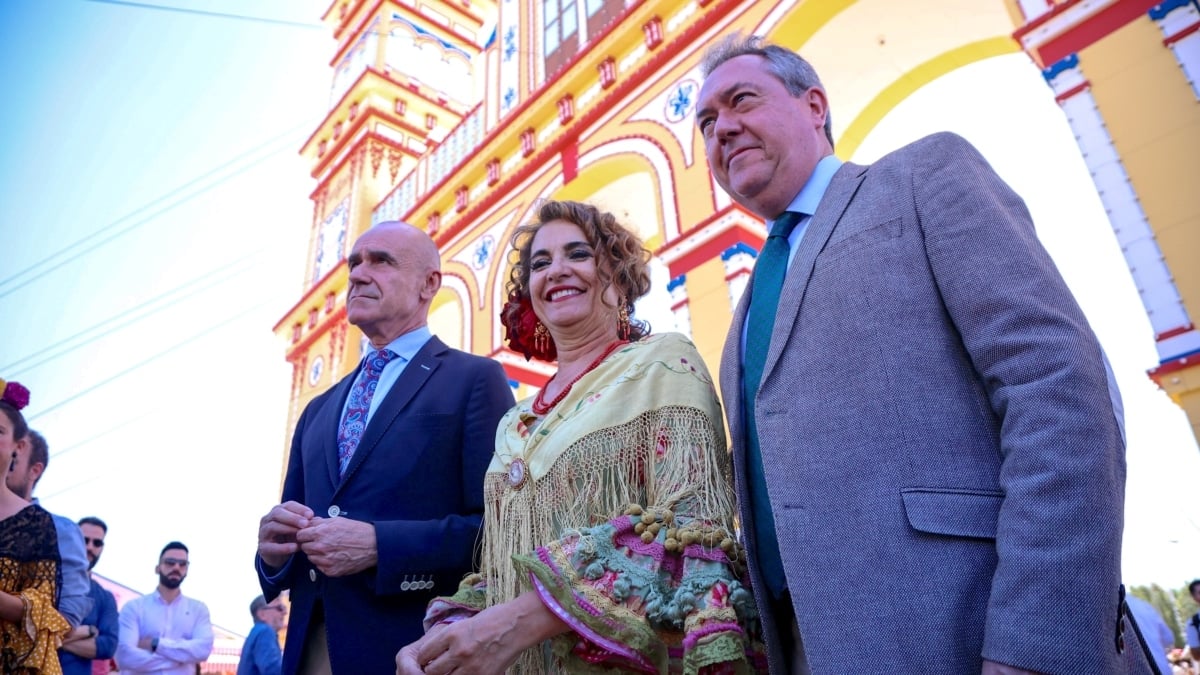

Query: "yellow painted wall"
left=429, top=291, right=466, bottom=351
left=1158, top=361, right=1200, bottom=441
left=685, top=257, right=738, bottom=380
left=1183, top=390, right=1200, bottom=442
left=1082, top=17, right=1200, bottom=325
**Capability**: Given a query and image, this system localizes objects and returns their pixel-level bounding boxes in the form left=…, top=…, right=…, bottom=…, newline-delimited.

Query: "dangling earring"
left=617, top=303, right=631, bottom=340
left=534, top=321, right=549, bottom=354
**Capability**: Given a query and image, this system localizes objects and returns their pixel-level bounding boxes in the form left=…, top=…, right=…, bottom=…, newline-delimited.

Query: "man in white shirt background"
left=116, top=541, right=214, bottom=674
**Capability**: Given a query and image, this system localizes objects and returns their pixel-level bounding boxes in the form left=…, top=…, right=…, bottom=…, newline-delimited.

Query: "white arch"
left=436, top=271, right=473, bottom=349
left=577, top=138, right=682, bottom=241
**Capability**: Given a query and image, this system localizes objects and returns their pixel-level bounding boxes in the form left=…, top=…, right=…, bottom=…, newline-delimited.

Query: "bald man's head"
left=379, top=221, right=440, bottom=271
left=346, top=221, right=443, bottom=347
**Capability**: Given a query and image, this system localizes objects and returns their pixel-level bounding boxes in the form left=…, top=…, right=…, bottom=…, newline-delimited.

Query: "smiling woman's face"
left=527, top=219, right=619, bottom=341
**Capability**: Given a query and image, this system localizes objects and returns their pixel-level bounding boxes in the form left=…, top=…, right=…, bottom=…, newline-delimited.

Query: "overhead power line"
left=47, top=409, right=157, bottom=461
left=0, top=124, right=308, bottom=299
left=1, top=250, right=262, bottom=376
left=79, top=0, right=442, bottom=39
left=81, top=0, right=325, bottom=31
left=26, top=297, right=280, bottom=422
left=38, top=475, right=102, bottom=502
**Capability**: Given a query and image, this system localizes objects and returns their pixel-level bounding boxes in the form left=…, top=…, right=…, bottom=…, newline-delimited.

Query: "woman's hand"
left=396, top=623, right=445, bottom=675
left=0, top=589, right=25, bottom=623
left=408, top=592, right=567, bottom=675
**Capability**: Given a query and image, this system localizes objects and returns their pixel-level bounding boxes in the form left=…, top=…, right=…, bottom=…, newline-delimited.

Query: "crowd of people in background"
left=4, top=31, right=1200, bottom=675
left=1, top=379, right=224, bottom=674
left=1150, top=585, right=1200, bottom=675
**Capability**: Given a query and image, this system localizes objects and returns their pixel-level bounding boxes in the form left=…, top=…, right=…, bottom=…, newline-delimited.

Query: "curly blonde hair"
left=504, top=200, right=652, bottom=341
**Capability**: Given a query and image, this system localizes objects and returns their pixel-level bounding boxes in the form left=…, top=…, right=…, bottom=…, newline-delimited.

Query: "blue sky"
left=0, top=0, right=330, bottom=632
left=2, top=0, right=1198, bottom=635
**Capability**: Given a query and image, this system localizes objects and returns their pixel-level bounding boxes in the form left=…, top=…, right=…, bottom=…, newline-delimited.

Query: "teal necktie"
left=742, top=210, right=803, bottom=598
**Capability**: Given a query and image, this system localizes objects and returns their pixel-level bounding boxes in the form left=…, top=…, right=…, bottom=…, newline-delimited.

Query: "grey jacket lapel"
left=721, top=163, right=867, bottom=438
left=760, top=163, right=866, bottom=388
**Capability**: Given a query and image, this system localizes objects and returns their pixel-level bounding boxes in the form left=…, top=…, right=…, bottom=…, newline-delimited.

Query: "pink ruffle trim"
left=528, top=572, right=658, bottom=674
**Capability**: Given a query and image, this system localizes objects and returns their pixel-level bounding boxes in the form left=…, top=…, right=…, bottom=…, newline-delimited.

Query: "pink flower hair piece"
left=500, top=290, right=557, bottom=362
left=0, top=379, right=30, bottom=411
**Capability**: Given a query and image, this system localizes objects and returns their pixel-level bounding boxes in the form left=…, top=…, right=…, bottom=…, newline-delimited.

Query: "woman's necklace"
left=531, top=339, right=627, bottom=415
left=506, top=339, right=627, bottom=491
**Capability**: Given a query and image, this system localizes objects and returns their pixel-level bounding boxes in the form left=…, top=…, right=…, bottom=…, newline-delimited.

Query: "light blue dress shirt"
left=776, top=154, right=843, bottom=266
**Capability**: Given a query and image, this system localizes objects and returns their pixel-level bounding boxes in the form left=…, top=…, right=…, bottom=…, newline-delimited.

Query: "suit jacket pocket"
left=819, top=216, right=903, bottom=264
left=901, top=488, right=1002, bottom=540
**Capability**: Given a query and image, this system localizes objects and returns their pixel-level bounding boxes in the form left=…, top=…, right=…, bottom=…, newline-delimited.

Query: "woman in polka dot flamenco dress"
left=0, top=378, right=70, bottom=675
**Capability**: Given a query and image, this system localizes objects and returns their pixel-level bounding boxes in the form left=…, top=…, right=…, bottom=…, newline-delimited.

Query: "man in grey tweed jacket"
left=697, top=34, right=1150, bottom=674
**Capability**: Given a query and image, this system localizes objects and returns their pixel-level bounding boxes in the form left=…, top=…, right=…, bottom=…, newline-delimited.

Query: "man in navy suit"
left=255, top=221, right=514, bottom=674
left=697, top=35, right=1144, bottom=674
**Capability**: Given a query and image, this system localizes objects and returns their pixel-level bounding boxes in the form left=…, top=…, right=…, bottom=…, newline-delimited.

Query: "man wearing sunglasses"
left=116, top=542, right=214, bottom=674
left=58, top=516, right=120, bottom=674
left=238, top=595, right=285, bottom=675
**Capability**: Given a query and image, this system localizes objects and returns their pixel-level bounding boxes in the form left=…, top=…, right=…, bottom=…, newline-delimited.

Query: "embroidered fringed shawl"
left=429, top=333, right=763, bottom=674
left=1, top=503, right=69, bottom=675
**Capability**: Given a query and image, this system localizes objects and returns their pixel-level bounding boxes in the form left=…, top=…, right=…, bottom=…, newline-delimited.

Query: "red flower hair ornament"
left=0, top=378, right=30, bottom=411
left=500, top=290, right=556, bottom=362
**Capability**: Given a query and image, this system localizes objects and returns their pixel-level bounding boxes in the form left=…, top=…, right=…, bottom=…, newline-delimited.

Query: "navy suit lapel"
left=762, top=163, right=866, bottom=386
left=322, top=370, right=360, bottom=487
left=335, top=337, right=446, bottom=491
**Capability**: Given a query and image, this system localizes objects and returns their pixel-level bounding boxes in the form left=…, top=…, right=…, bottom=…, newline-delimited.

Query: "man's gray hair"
left=250, top=595, right=268, bottom=619
left=701, top=33, right=835, bottom=148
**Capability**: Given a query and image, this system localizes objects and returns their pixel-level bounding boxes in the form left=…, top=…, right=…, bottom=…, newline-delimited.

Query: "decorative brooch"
left=506, top=457, right=528, bottom=490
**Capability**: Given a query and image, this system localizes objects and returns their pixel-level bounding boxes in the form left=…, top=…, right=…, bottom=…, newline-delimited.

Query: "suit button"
left=309, top=569, right=317, bottom=582
left=327, top=505, right=341, bottom=517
